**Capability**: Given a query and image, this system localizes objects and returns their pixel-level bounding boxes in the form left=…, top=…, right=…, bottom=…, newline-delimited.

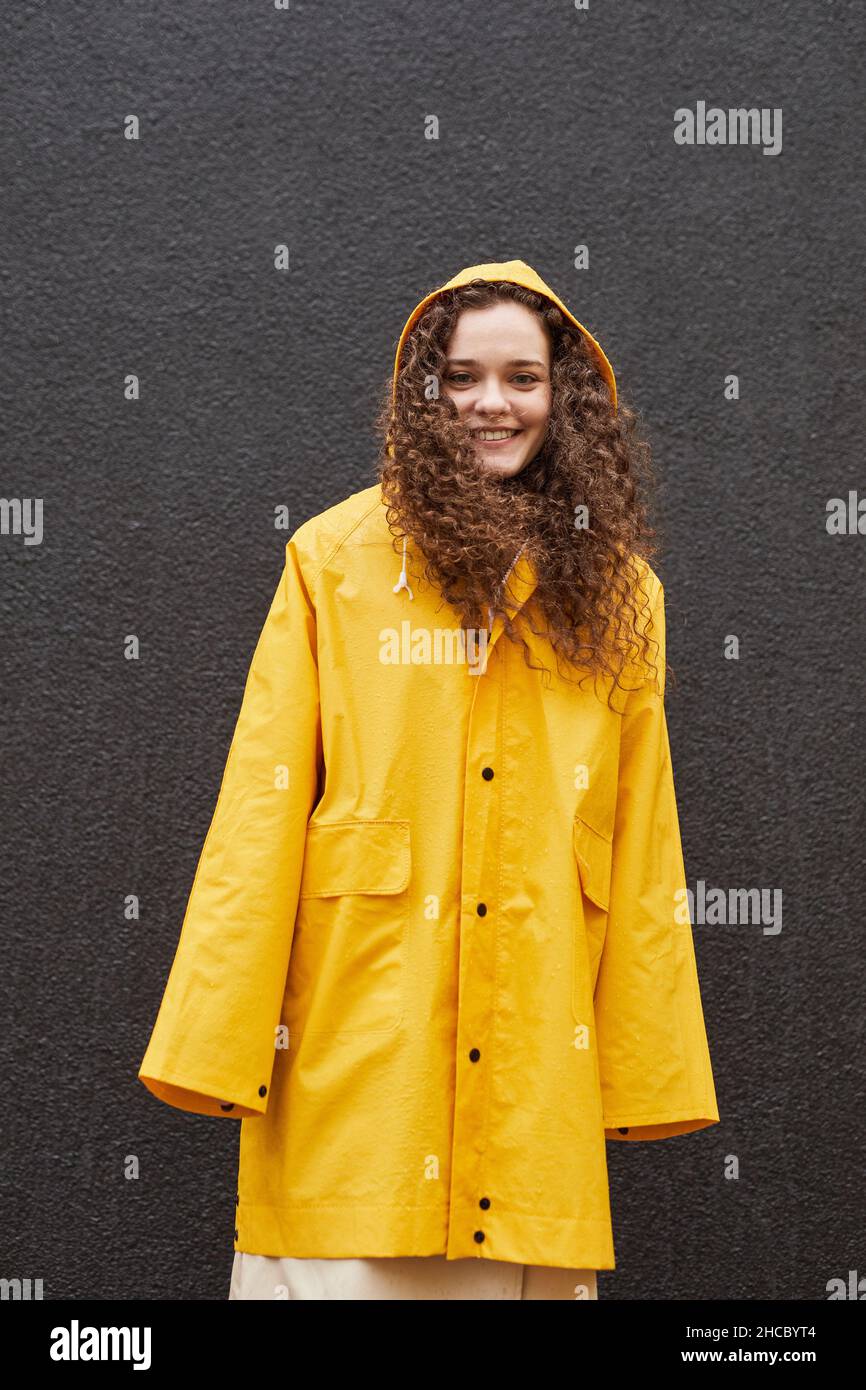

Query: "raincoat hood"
left=388, top=259, right=617, bottom=617
left=391, top=258, right=617, bottom=410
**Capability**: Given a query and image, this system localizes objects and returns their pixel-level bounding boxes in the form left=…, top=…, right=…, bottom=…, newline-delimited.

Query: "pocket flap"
left=299, top=819, right=411, bottom=897
left=573, top=815, right=612, bottom=912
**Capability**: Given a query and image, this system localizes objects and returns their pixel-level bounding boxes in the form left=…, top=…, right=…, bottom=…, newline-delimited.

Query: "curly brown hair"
left=375, top=278, right=665, bottom=707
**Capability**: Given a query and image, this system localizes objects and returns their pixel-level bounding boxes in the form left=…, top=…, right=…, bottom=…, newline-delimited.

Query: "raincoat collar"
left=392, top=528, right=538, bottom=658
left=489, top=542, right=536, bottom=650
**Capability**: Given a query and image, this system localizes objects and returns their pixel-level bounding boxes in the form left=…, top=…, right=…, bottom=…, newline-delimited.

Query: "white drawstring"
left=393, top=536, right=414, bottom=600
left=393, top=534, right=525, bottom=627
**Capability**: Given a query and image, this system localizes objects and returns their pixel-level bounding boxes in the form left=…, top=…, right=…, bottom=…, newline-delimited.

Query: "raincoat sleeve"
left=137, top=536, right=321, bottom=1118
left=595, top=573, right=720, bottom=1142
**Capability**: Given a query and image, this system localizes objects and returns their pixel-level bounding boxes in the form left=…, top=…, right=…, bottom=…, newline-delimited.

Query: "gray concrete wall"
left=2, top=0, right=862, bottom=1301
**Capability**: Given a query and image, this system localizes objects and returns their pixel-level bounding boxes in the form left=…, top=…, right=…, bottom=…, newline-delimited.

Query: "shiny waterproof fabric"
left=228, top=1253, right=598, bottom=1301
left=138, top=260, right=720, bottom=1271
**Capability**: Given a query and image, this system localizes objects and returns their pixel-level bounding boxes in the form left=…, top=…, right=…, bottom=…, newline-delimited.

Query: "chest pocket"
left=572, top=813, right=612, bottom=1014
left=282, top=818, right=411, bottom=1037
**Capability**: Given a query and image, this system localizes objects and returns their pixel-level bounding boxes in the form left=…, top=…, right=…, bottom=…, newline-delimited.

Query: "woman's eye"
left=447, top=372, right=539, bottom=387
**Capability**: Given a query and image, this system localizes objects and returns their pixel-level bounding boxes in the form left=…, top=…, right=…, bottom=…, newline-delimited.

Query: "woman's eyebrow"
left=446, top=358, right=546, bottom=368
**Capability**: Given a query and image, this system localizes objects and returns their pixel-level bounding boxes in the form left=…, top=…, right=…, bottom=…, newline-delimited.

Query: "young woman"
left=139, top=259, right=720, bottom=1301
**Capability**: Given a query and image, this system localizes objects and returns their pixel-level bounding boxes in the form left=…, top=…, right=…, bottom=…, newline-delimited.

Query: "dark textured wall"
left=3, top=0, right=863, bottom=1302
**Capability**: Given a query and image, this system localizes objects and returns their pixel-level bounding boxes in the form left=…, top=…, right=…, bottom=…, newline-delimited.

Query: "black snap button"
left=477, top=903, right=487, bottom=916
left=474, top=1230, right=485, bottom=1243
left=234, top=1227, right=238, bottom=1240
left=482, top=767, right=494, bottom=780
left=479, top=1197, right=490, bottom=1209
left=469, top=1048, right=480, bottom=1062
left=618, top=1127, right=629, bottom=1135
left=236, top=1192, right=240, bottom=1206
left=220, top=1102, right=235, bottom=1112
left=258, top=1085, right=267, bottom=1097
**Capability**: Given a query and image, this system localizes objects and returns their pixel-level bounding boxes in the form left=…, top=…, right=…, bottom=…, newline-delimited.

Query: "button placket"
left=446, top=645, right=504, bottom=1260
left=446, top=558, right=537, bottom=1261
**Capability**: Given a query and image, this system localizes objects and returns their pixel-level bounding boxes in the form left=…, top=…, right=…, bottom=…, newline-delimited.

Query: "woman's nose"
left=475, top=379, right=509, bottom=413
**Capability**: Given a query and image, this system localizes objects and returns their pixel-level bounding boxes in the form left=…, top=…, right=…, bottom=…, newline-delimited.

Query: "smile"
left=472, top=429, right=522, bottom=442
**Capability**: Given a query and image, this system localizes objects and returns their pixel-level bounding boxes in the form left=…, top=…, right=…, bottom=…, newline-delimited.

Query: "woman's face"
left=442, top=300, right=552, bottom=477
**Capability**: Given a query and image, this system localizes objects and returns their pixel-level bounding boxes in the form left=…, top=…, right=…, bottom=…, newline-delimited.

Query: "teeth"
left=474, top=429, right=519, bottom=441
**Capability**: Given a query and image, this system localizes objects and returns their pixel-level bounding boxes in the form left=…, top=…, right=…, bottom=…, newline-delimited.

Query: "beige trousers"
left=229, top=1252, right=598, bottom=1301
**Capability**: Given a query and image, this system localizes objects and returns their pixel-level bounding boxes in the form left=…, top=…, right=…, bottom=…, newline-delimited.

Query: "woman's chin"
left=473, top=450, right=531, bottom=477
left=481, top=459, right=529, bottom=478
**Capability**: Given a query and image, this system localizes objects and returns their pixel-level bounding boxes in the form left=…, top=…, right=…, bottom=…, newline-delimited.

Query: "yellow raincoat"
left=138, top=261, right=720, bottom=1270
